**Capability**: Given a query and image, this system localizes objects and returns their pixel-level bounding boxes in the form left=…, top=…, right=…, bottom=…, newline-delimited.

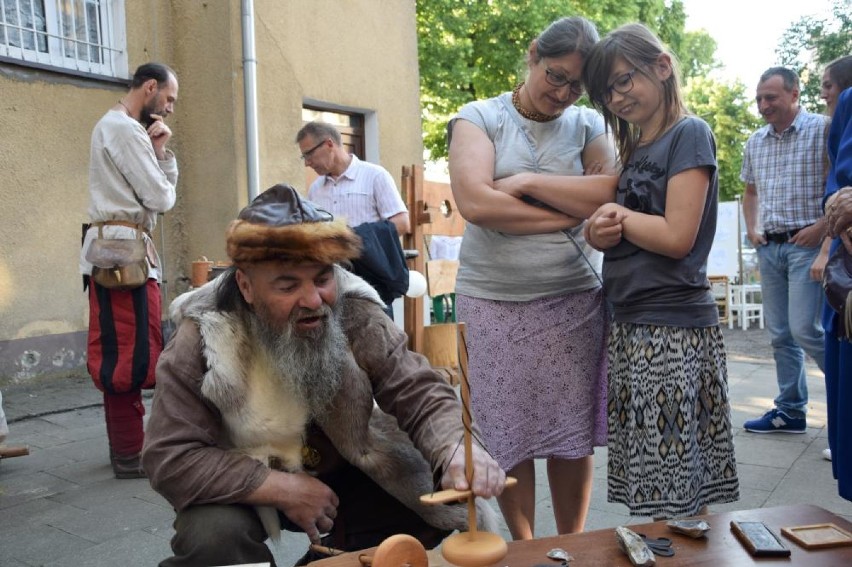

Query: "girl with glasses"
left=578, top=23, right=740, bottom=519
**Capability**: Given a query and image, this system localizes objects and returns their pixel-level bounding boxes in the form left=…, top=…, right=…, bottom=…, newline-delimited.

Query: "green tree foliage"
left=679, top=31, right=719, bottom=82
left=416, top=0, right=718, bottom=159
left=684, top=77, right=760, bottom=201
left=776, top=0, right=852, bottom=112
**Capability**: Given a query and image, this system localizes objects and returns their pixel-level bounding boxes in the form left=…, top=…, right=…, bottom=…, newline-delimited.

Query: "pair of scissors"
left=638, top=534, right=675, bottom=557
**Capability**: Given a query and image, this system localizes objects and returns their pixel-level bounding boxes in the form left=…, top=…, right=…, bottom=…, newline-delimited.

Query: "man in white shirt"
left=297, top=122, right=409, bottom=235
left=79, top=62, right=178, bottom=478
left=296, top=122, right=410, bottom=316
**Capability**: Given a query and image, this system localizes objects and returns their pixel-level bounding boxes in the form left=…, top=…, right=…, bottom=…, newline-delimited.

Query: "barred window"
left=1, top=0, right=127, bottom=78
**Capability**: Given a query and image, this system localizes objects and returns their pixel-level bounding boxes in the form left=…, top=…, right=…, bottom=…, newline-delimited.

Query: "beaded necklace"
left=511, top=82, right=562, bottom=122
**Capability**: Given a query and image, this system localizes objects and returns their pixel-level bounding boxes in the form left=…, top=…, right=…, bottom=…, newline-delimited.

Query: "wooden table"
left=308, top=504, right=852, bottom=566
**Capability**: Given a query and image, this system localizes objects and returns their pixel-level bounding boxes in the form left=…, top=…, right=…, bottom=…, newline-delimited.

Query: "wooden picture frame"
left=781, top=523, right=852, bottom=549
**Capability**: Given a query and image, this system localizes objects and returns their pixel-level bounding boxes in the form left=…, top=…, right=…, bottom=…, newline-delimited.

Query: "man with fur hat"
left=142, top=184, right=505, bottom=567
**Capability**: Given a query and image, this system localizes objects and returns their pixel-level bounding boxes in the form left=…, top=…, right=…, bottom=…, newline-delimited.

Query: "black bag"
left=823, top=245, right=852, bottom=340
left=85, top=225, right=149, bottom=290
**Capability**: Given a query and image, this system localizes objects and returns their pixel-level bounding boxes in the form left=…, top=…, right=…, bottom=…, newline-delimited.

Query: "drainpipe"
left=241, top=0, right=260, bottom=201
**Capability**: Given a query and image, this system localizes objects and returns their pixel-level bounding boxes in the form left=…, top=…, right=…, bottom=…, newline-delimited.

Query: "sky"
left=680, top=0, right=836, bottom=95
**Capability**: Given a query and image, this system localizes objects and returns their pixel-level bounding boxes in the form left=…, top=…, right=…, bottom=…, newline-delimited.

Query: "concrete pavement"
left=1, top=353, right=850, bottom=566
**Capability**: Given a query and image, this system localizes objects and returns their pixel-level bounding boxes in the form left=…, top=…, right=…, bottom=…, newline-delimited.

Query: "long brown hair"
left=826, top=55, right=852, bottom=93
left=582, top=23, right=686, bottom=163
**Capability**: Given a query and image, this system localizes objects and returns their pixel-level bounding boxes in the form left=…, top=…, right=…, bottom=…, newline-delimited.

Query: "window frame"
left=1, top=0, right=127, bottom=80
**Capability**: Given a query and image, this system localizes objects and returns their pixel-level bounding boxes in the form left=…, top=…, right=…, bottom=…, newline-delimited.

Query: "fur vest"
left=170, top=268, right=497, bottom=538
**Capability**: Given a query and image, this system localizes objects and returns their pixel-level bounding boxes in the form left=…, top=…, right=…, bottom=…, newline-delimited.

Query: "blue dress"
left=823, top=87, right=852, bottom=501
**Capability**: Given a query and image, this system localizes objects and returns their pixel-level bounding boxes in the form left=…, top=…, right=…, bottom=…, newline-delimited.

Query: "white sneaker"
left=823, top=448, right=832, bottom=461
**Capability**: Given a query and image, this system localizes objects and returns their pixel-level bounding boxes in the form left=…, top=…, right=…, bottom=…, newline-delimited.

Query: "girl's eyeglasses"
left=603, top=69, right=638, bottom=104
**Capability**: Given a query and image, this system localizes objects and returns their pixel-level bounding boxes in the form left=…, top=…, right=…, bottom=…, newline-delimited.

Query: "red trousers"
left=103, top=391, right=146, bottom=456
left=87, top=280, right=162, bottom=457
left=87, top=279, right=161, bottom=393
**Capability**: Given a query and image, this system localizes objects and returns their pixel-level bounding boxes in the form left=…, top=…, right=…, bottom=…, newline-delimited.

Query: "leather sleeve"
left=141, top=319, right=269, bottom=511
left=342, top=297, right=466, bottom=469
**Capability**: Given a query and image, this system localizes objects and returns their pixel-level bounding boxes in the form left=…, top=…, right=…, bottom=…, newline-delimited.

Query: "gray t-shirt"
left=449, top=92, right=605, bottom=301
left=603, top=116, right=718, bottom=326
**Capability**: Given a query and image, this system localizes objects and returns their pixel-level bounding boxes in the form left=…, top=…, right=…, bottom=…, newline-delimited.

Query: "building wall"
left=0, top=0, right=423, bottom=385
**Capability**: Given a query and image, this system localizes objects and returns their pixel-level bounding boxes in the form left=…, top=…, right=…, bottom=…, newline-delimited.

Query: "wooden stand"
left=420, top=323, right=511, bottom=567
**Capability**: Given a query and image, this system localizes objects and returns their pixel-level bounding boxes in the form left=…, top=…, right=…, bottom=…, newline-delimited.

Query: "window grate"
left=1, top=0, right=126, bottom=78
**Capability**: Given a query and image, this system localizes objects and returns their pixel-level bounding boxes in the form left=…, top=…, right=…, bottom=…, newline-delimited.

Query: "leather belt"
left=764, top=226, right=809, bottom=244
left=93, top=220, right=150, bottom=236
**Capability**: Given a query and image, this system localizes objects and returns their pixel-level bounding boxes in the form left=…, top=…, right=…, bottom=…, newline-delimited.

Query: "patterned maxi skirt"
left=457, top=288, right=608, bottom=472
left=607, top=322, right=739, bottom=517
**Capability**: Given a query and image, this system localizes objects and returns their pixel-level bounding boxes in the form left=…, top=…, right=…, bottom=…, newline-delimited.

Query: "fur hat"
left=226, top=184, right=362, bottom=266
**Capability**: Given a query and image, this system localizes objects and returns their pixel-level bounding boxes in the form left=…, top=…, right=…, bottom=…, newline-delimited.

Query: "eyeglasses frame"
left=300, top=138, right=328, bottom=161
left=543, top=66, right=585, bottom=96
left=602, top=68, right=638, bottom=105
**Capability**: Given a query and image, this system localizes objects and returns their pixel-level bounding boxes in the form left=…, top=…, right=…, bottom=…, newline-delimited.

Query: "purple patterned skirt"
left=457, top=288, right=608, bottom=471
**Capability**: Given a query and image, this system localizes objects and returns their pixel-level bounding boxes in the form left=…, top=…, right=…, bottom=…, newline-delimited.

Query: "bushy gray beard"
left=249, top=300, right=346, bottom=418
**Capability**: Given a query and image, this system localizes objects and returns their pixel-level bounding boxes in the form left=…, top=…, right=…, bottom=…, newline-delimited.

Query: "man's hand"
left=253, top=470, right=339, bottom=544
left=747, top=229, right=767, bottom=247
left=789, top=220, right=826, bottom=248
left=441, top=444, right=506, bottom=499
left=148, top=113, right=173, bottom=160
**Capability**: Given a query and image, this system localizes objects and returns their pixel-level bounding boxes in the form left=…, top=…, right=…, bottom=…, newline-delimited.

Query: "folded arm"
left=109, top=123, right=178, bottom=213
left=448, top=119, right=578, bottom=235
left=492, top=133, right=619, bottom=219
left=617, top=166, right=711, bottom=259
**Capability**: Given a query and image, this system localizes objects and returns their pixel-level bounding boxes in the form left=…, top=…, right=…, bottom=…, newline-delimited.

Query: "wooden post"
left=402, top=164, right=426, bottom=354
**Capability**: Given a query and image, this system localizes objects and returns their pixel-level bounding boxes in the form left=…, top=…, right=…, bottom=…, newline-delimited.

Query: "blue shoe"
left=743, top=409, right=806, bottom=434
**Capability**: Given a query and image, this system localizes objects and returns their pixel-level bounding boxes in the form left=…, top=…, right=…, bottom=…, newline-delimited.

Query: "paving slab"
left=0, top=522, right=97, bottom=566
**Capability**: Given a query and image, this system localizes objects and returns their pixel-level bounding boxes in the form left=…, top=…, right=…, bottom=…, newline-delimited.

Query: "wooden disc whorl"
left=369, top=534, right=428, bottom=567
left=440, top=531, right=508, bottom=567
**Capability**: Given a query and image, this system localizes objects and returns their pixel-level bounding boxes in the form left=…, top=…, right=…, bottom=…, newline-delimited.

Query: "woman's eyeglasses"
left=544, top=67, right=584, bottom=96
left=602, top=69, right=638, bottom=104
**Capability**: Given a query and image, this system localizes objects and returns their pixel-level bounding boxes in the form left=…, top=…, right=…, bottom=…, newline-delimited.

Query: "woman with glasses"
left=575, top=23, right=739, bottom=519
left=447, top=16, right=616, bottom=539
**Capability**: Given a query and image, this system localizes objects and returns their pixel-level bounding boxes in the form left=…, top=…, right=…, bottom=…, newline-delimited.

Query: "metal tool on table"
left=637, top=534, right=675, bottom=557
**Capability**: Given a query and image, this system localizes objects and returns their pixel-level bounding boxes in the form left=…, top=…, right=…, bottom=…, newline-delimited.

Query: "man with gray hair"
left=741, top=66, right=830, bottom=434
left=297, top=122, right=410, bottom=318
left=142, top=184, right=504, bottom=566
